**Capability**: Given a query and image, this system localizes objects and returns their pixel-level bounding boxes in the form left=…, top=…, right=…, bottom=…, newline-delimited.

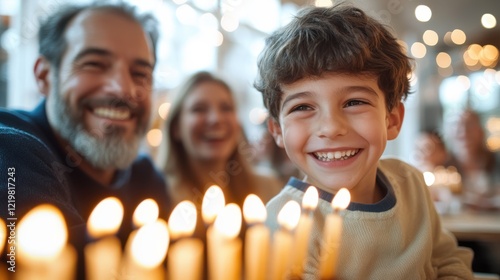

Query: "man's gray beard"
left=46, top=88, right=145, bottom=170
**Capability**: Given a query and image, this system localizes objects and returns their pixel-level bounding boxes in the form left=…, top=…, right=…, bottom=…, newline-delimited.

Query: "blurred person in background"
left=413, top=129, right=454, bottom=172
left=158, top=71, right=281, bottom=229
left=446, top=108, right=500, bottom=274
left=448, top=109, right=500, bottom=209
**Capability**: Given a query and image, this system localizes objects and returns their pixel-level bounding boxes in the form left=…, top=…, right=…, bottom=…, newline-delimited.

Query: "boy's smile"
left=269, top=73, right=404, bottom=203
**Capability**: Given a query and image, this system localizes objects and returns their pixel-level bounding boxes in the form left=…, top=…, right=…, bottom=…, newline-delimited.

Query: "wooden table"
left=440, top=208, right=500, bottom=242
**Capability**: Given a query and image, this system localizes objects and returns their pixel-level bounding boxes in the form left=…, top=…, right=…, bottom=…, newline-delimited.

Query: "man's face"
left=46, top=10, right=155, bottom=169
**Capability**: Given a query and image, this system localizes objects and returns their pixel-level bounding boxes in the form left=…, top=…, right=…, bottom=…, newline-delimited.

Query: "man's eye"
left=132, top=71, right=153, bottom=84
left=83, top=61, right=105, bottom=68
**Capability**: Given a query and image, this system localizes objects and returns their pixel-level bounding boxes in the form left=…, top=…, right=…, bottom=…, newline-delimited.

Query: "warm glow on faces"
left=176, top=81, right=241, bottom=163
left=271, top=74, right=402, bottom=201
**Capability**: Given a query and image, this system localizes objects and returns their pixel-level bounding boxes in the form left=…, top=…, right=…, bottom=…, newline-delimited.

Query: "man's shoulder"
left=0, top=106, right=47, bottom=141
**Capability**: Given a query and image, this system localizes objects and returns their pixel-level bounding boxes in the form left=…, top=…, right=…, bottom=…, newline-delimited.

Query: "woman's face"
left=176, top=81, right=241, bottom=163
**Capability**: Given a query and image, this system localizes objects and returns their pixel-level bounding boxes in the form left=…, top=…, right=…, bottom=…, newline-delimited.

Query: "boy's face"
left=268, top=73, right=404, bottom=201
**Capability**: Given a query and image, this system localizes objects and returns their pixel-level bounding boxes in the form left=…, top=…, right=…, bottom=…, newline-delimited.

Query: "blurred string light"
left=221, top=12, right=239, bottom=32
left=315, top=0, right=333, bottom=7
left=147, top=129, right=163, bottom=147
left=415, top=5, right=432, bottom=22
left=158, top=102, right=171, bottom=120
left=176, top=4, right=198, bottom=26
left=450, top=29, right=466, bottom=45
left=422, top=30, right=438, bottom=46
left=436, top=52, right=452, bottom=68
left=410, top=42, right=426, bottom=58
left=481, top=13, right=497, bottom=29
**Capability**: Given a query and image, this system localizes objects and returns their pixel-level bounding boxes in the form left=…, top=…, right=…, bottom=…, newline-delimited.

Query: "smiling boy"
left=254, top=4, right=473, bottom=279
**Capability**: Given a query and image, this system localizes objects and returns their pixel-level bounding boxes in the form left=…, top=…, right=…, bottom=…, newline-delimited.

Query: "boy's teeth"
left=314, top=149, right=359, bottom=161
left=93, top=107, right=130, bottom=120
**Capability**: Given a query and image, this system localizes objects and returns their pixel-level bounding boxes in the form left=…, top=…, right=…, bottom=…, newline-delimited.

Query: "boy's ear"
left=387, top=102, right=405, bottom=140
left=34, top=56, right=52, bottom=96
left=267, top=117, right=285, bottom=148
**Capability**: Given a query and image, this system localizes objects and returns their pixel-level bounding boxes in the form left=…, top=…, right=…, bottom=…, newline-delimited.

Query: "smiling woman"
left=157, top=71, right=282, bottom=238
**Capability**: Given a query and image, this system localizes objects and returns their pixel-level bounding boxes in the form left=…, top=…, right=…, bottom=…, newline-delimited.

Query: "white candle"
left=85, top=197, right=124, bottom=280
left=243, top=194, right=269, bottom=280
left=207, top=203, right=242, bottom=280
left=201, top=185, right=226, bottom=226
left=318, top=188, right=351, bottom=279
left=167, top=200, right=203, bottom=280
left=268, top=200, right=301, bottom=280
left=17, top=204, right=76, bottom=280
left=291, top=186, right=319, bottom=277
left=123, top=219, right=170, bottom=280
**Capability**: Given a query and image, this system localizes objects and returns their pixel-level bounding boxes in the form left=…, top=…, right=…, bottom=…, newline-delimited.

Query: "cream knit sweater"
left=265, top=158, right=474, bottom=280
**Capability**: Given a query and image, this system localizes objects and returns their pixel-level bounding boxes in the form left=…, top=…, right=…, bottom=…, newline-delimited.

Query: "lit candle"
left=123, top=219, right=170, bottom=279
left=207, top=203, right=242, bottom=280
left=85, top=197, right=124, bottom=280
left=201, top=184, right=225, bottom=226
left=318, top=188, right=351, bottom=279
left=132, top=198, right=159, bottom=228
left=268, top=200, right=301, bottom=280
left=167, top=200, right=203, bottom=280
left=291, top=186, right=319, bottom=277
left=17, top=204, right=76, bottom=280
left=243, top=194, right=269, bottom=280
left=0, top=218, right=8, bottom=280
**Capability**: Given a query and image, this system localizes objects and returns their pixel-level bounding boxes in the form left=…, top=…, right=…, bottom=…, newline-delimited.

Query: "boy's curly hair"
left=254, top=4, right=413, bottom=120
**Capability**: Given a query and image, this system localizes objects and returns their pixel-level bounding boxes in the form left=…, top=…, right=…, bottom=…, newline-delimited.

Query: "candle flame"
left=302, top=186, right=319, bottom=210
left=133, top=198, right=159, bottom=228
left=0, top=219, right=6, bottom=254
left=277, top=200, right=301, bottom=231
left=332, top=188, right=351, bottom=210
left=131, top=219, right=170, bottom=269
left=214, top=203, right=242, bottom=239
left=87, top=197, right=124, bottom=239
left=202, top=185, right=225, bottom=225
left=243, top=194, right=267, bottom=224
left=168, top=200, right=197, bottom=239
left=18, top=204, right=67, bottom=261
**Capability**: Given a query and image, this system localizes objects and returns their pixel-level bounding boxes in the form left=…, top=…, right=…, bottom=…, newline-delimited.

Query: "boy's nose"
left=316, top=111, right=348, bottom=138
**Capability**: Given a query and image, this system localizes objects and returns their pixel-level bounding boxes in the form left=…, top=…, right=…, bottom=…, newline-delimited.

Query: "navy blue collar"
left=286, top=169, right=396, bottom=212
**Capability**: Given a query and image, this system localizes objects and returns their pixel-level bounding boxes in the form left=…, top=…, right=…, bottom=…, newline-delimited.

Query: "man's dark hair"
left=38, top=1, right=159, bottom=72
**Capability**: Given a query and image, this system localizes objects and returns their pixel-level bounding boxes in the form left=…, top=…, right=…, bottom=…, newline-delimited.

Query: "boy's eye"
left=345, top=100, right=366, bottom=107
left=290, top=104, right=312, bottom=112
